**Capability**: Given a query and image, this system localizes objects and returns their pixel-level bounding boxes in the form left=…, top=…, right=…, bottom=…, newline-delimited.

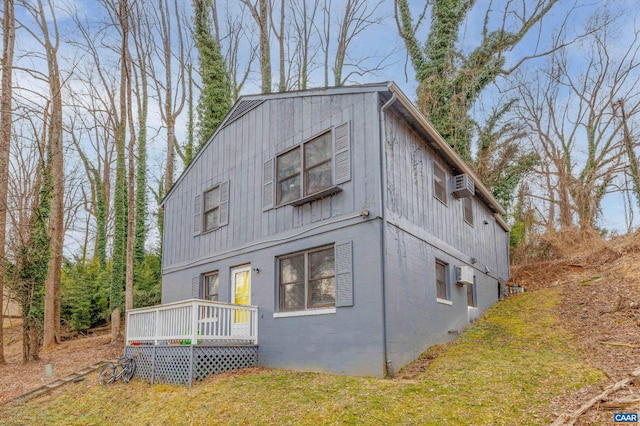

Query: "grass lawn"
left=0, top=288, right=603, bottom=425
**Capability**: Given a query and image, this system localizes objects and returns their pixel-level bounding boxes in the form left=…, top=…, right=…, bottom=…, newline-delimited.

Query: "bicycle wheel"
left=121, top=358, right=136, bottom=383
left=98, top=363, right=116, bottom=385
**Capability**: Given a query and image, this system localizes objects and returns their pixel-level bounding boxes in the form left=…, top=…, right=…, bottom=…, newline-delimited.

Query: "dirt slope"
left=512, top=233, right=640, bottom=424
left=0, top=328, right=121, bottom=405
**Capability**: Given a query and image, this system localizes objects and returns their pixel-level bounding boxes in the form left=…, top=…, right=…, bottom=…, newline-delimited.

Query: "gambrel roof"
left=165, top=82, right=508, bottom=230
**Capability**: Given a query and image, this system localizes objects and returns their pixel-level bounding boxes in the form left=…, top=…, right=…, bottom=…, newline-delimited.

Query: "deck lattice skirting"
left=125, top=344, right=258, bottom=386
left=125, top=299, right=259, bottom=386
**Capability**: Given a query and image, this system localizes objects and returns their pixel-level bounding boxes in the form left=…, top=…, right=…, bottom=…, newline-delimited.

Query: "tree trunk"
left=259, top=0, right=271, bottom=92
left=242, top=0, right=271, bottom=93
left=0, top=0, right=16, bottom=365
left=125, top=52, right=136, bottom=312
left=41, top=0, right=64, bottom=351
left=110, top=307, right=121, bottom=343
left=111, top=0, right=130, bottom=341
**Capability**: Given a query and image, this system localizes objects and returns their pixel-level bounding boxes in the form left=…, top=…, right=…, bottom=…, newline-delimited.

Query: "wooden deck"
left=125, top=299, right=259, bottom=385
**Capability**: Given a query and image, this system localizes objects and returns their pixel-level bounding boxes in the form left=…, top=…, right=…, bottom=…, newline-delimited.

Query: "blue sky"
left=9, top=0, right=639, bottom=259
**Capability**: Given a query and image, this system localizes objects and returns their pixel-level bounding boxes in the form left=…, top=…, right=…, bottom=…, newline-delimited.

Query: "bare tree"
left=315, top=0, right=388, bottom=88
left=18, top=0, right=66, bottom=350
left=619, top=100, right=640, bottom=213
left=222, top=4, right=255, bottom=100
left=150, top=0, right=187, bottom=190
left=0, top=0, right=16, bottom=364
left=289, top=0, right=320, bottom=90
left=517, top=17, right=640, bottom=231
left=66, top=8, right=119, bottom=269
left=241, top=0, right=271, bottom=93
left=333, top=0, right=384, bottom=86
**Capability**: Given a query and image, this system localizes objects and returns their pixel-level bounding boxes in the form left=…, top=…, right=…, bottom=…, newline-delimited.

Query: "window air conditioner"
left=452, top=174, right=474, bottom=198
left=455, top=265, right=474, bottom=286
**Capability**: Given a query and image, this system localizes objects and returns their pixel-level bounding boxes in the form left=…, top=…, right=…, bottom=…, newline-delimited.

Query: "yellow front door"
left=232, top=265, right=251, bottom=324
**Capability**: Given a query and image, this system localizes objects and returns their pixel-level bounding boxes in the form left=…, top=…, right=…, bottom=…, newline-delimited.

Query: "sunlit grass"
left=0, top=288, right=603, bottom=425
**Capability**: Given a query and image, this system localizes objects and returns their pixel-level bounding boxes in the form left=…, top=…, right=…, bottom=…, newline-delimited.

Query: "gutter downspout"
left=379, top=91, right=397, bottom=377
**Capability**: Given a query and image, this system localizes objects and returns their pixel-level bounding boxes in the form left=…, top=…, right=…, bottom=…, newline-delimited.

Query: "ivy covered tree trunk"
left=10, top=157, right=51, bottom=362
left=0, top=0, right=16, bottom=365
left=37, top=0, right=64, bottom=351
left=619, top=100, right=640, bottom=213
left=396, top=0, right=557, bottom=206
left=134, top=63, right=148, bottom=267
left=193, top=0, right=232, bottom=151
left=184, top=64, right=195, bottom=167
left=111, top=0, right=130, bottom=341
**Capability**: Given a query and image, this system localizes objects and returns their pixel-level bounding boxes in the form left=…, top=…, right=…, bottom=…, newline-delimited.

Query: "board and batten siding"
left=162, top=92, right=382, bottom=270
left=382, top=109, right=509, bottom=280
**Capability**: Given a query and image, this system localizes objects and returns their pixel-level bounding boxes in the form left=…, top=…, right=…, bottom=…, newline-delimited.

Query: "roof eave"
left=386, top=82, right=507, bottom=217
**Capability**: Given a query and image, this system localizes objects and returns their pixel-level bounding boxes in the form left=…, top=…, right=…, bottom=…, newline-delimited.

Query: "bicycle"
left=98, top=356, right=136, bottom=384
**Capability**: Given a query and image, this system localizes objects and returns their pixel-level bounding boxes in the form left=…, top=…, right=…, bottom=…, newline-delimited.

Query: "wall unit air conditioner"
left=452, top=174, right=474, bottom=198
left=455, top=265, right=474, bottom=286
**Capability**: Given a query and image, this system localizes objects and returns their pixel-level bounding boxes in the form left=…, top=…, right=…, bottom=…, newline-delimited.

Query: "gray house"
left=137, top=82, right=509, bottom=380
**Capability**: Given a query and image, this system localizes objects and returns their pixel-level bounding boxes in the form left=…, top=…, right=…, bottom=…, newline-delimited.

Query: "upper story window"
left=463, top=196, right=473, bottom=225
left=204, top=185, right=221, bottom=232
left=263, top=122, right=350, bottom=210
left=203, top=271, right=219, bottom=301
left=193, top=180, right=230, bottom=236
left=277, top=132, right=333, bottom=205
left=279, top=245, right=335, bottom=312
left=433, top=162, right=447, bottom=204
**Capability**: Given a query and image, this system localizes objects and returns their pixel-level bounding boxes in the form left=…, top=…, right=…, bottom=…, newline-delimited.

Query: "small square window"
left=436, top=260, right=448, bottom=300
left=203, top=272, right=219, bottom=301
left=433, top=163, right=447, bottom=204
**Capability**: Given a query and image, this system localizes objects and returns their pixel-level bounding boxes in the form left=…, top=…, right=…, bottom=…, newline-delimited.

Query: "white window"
left=203, top=272, right=219, bottom=301
left=279, top=246, right=335, bottom=311
left=433, top=163, right=447, bottom=204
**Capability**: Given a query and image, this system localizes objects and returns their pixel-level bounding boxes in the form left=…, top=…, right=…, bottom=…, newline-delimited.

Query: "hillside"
left=0, top=233, right=638, bottom=424
left=512, top=232, right=640, bottom=423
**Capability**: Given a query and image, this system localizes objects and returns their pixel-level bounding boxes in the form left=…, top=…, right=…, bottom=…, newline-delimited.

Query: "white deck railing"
left=126, top=299, right=258, bottom=346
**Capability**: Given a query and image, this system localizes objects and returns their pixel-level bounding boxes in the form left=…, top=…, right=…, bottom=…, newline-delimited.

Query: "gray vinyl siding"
left=162, top=92, right=382, bottom=272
